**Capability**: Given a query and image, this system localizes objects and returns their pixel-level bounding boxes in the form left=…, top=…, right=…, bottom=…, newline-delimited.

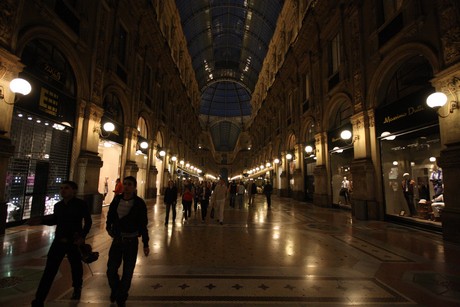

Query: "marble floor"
left=1, top=194, right=460, bottom=306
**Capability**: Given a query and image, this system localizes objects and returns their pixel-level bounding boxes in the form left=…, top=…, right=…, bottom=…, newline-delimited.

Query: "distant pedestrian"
left=211, top=178, right=227, bottom=225
left=263, top=181, right=273, bottom=208
left=164, top=180, right=178, bottom=226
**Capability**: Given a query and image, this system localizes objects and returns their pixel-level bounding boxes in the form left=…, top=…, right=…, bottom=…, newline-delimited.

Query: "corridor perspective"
left=2, top=194, right=460, bottom=306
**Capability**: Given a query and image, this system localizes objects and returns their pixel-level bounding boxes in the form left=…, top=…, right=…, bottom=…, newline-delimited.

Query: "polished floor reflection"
left=1, top=194, right=460, bottom=306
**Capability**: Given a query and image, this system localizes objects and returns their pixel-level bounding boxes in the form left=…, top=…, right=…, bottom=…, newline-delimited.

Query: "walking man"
left=106, top=176, right=150, bottom=306
left=31, top=181, right=92, bottom=307
left=211, top=178, right=228, bottom=225
left=164, top=180, right=178, bottom=226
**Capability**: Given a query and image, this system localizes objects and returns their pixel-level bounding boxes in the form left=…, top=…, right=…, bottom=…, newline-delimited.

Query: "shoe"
left=71, top=287, right=81, bottom=300
left=116, top=299, right=126, bottom=307
left=31, top=299, right=44, bottom=307
left=110, top=292, right=116, bottom=303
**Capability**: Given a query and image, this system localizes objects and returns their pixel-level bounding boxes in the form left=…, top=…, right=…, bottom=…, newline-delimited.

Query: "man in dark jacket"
left=164, top=180, right=178, bottom=226
left=263, top=181, right=273, bottom=208
left=31, top=181, right=92, bottom=307
left=106, top=176, right=149, bottom=306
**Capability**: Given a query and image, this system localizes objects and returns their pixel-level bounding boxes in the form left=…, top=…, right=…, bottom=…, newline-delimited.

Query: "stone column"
left=123, top=126, right=139, bottom=178
left=0, top=50, right=24, bottom=234
left=75, top=102, right=104, bottom=214
left=431, top=66, right=460, bottom=243
left=313, top=132, right=329, bottom=207
left=147, top=165, right=158, bottom=198
left=292, top=143, right=305, bottom=201
left=349, top=111, right=378, bottom=220
left=279, top=151, right=289, bottom=197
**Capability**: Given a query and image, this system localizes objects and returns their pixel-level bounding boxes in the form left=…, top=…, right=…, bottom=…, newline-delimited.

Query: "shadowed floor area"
left=1, top=194, right=460, bottom=306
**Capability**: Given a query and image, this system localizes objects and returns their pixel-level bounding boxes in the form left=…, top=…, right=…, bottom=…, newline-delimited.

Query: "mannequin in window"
left=430, top=166, right=443, bottom=197
left=431, top=185, right=444, bottom=220
left=401, top=173, right=416, bottom=216
left=339, top=176, right=350, bottom=205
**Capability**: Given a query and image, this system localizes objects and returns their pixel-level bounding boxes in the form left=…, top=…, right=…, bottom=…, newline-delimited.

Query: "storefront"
left=97, top=95, right=124, bottom=205
left=376, top=88, right=442, bottom=228
left=5, top=40, right=76, bottom=224
left=304, top=143, right=316, bottom=201
left=328, top=124, right=354, bottom=208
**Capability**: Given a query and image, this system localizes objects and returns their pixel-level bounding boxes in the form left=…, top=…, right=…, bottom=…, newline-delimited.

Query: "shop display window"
left=330, top=147, right=353, bottom=207
left=380, top=125, right=442, bottom=224
left=6, top=111, right=72, bottom=223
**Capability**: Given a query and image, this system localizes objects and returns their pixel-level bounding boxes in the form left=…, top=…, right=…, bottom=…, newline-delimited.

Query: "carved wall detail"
left=439, top=0, right=460, bottom=64
left=0, top=0, right=18, bottom=47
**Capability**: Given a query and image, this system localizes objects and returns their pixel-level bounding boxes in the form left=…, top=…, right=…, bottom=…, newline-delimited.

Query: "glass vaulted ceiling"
left=175, top=0, right=284, bottom=152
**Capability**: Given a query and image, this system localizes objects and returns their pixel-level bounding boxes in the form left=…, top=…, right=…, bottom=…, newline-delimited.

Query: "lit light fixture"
left=286, top=153, right=293, bottom=160
left=429, top=156, right=436, bottom=162
left=340, top=129, right=359, bottom=144
left=426, top=77, right=459, bottom=118
left=266, top=162, right=271, bottom=167
left=95, top=121, right=115, bottom=137
left=180, top=160, right=184, bottom=165
left=171, top=156, right=177, bottom=162
left=332, top=146, right=343, bottom=153
left=159, top=150, right=166, bottom=157
left=393, top=161, right=399, bottom=166
left=274, top=158, right=280, bottom=164
left=305, top=145, right=314, bottom=153
left=186, top=162, right=190, bottom=168
left=0, top=78, right=32, bottom=105
left=139, top=141, right=149, bottom=149
left=381, top=131, right=396, bottom=141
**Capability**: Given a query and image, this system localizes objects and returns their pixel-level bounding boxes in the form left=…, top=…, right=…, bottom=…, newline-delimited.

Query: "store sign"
left=375, top=89, right=437, bottom=135
left=327, top=124, right=352, bottom=149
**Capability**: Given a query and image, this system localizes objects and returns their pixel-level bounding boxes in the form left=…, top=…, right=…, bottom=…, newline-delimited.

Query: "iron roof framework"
left=176, top=0, right=283, bottom=153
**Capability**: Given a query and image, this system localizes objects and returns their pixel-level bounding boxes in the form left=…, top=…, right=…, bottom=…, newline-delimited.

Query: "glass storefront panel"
left=304, top=159, right=316, bottom=201
left=330, top=147, right=353, bottom=207
left=98, top=141, right=122, bottom=205
left=135, top=152, right=148, bottom=199
left=6, top=110, right=72, bottom=223
left=380, top=125, right=442, bottom=224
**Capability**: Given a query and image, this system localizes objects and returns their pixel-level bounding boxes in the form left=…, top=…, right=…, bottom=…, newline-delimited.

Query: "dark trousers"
left=229, top=194, right=236, bottom=207
left=265, top=193, right=272, bottom=207
left=34, top=240, right=82, bottom=303
left=182, top=200, right=192, bottom=219
left=106, top=237, right=139, bottom=303
left=165, top=202, right=176, bottom=223
left=194, top=198, right=200, bottom=212
left=201, top=199, right=209, bottom=220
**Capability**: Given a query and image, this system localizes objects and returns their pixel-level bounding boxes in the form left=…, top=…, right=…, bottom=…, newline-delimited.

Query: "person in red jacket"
left=182, top=186, right=193, bottom=221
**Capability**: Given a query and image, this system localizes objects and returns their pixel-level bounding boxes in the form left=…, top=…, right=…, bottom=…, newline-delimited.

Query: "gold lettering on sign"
left=408, top=105, right=425, bottom=115
left=39, top=88, right=59, bottom=116
left=43, top=63, right=62, bottom=81
left=383, top=113, right=407, bottom=124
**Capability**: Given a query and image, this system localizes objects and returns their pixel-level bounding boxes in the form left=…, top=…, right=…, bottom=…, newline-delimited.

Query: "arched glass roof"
left=176, top=0, right=283, bottom=152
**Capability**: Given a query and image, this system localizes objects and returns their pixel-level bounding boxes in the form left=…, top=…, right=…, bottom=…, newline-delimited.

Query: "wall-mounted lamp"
left=381, top=131, right=396, bottom=141
left=171, top=156, right=177, bottom=162
left=305, top=145, right=314, bottom=153
left=0, top=78, right=32, bottom=105
left=139, top=141, right=148, bottom=149
left=286, top=153, right=293, bottom=160
left=426, top=91, right=458, bottom=118
left=266, top=162, right=271, bottom=167
left=274, top=158, right=280, bottom=164
left=340, top=129, right=359, bottom=144
left=159, top=149, right=166, bottom=157
left=95, top=121, right=115, bottom=137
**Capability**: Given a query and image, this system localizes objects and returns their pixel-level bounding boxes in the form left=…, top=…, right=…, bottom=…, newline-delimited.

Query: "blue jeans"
left=107, top=237, right=139, bottom=303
